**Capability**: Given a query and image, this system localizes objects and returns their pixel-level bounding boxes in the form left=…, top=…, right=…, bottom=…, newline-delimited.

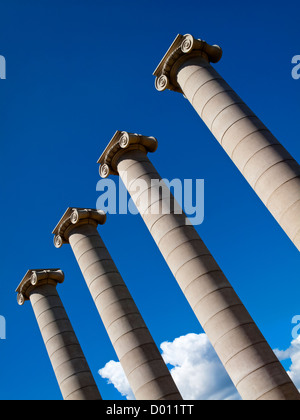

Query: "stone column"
left=98, top=131, right=300, bottom=401
left=153, top=34, right=300, bottom=252
left=16, top=269, right=101, bottom=400
left=53, top=208, right=182, bottom=401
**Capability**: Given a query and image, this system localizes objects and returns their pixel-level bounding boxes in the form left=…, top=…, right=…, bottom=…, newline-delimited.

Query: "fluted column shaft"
left=115, top=147, right=299, bottom=401
left=154, top=35, right=300, bottom=251
left=54, top=210, right=182, bottom=401
left=17, top=271, right=101, bottom=400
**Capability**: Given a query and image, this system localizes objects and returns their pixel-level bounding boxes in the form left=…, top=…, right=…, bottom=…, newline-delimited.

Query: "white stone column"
left=153, top=34, right=300, bottom=252
left=53, top=208, right=182, bottom=401
left=98, top=131, right=300, bottom=401
left=16, top=269, right=101, bottom=400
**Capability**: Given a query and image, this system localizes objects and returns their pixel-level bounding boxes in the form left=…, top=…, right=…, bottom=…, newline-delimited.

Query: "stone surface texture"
left=16, top=269, right=102, bottom=400
left=98, top=131, right=300, bottom=401
left=153, top=34, right=300, bottom=252
left=53, top=208, right=182, bottom=401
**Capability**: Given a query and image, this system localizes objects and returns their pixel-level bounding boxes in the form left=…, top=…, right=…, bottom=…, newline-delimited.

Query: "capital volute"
left=52, top=207, right=106, bottom=248
left=153, top=34, right=223, bottom=93
left=16, top=269, right=64, bottom=305
left=98, top=131, right=158, bottom=179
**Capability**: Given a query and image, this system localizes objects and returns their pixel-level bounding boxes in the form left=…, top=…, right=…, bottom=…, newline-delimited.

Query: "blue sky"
left=0, top=0, right=300, bottom=400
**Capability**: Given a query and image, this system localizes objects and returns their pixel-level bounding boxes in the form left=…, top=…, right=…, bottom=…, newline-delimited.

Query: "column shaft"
left=65, top=221, right=182, bottom=400
left=176, top=56, right=300, bottom=250
left=116, top=148, right=300, bottom=401
left=28, top=281, right=101, bottom=400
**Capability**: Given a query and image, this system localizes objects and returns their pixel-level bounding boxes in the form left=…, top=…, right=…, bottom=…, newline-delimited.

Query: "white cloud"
left=160, top=333, right=240, bottom=400
left=99, top=333, right=300, bottom=400
left=274, top=335, right=300, bottom=390
left=98, top=360, right=135, bottom=400
left=98, top=333, right=240, bottom=400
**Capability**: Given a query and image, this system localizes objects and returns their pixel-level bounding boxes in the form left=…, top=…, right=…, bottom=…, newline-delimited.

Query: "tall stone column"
left=16, top=269, right=101, bottom=400
left=153, top=34, right=300, bottom=252
left=98, top=131, right=300, bottom=401
left=53, top=208, right=182, bottom=401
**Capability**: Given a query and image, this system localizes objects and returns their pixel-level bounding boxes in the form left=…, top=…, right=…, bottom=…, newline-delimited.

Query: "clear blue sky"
left=0, top=0, right=300, bottom=400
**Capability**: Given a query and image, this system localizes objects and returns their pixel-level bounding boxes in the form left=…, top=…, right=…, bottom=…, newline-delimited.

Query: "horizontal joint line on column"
left=71, top=234, right=100, bottom=251
left=65, top=384, right=100, bottom=401
left=49, top=342, right=82, bottom=359
left=128, top=172, right=160, bottom=197
left=191, top=77, right=225, bottom=107
left=119, top=340, right=161, bottom=364
left=45, top=330, right=76, bottom=347
left=82, top=259, right=115, bottom=276
left=112, top=327, right=151, bottom=348
left=166, top=238, right=206, bottom=262
left=253, top=159, right=296, bottom=192
left=202, top=304, right=244, bottom=331
left=183, top=269, right=224, bottom=295
left=127, top=172, right=161, bottom=202
left=256, top=381, right=298, bottom=401
left=157, top=224, right=196, bottom=248
left=89, top=280, right=125, bottom=299
left=121, top=156, right=151, bottom=174
left=40, top=317, right=70, bottom=333
left=292, top=225, right=300, bottom=242
left=232, top=130, right=273, bottom=165
left=220, top=115, right=258, bottom=146
left=150, top=211, right=183, bottom=237
left=125, top=356, right=167, bottom=378
left=191, top=286, right=233, bottom=312
left=266, top=174, right=300, bottom=209
left=134, top=374, right=177, bottom=397
left=97, top=297, right=136, bottom=318
left=182, top=65, right=212, bottom=93
left=36, top=305, right=65, bottom=322
left=200, top=89, right=235, bottom=119
left=32, top=294, right=59, bottom=310
left=210, top=102, right=247, bottom=132
left=88, top=270, right=121, bottom=291
left=142, top=200, right=178, bottom=222
left=213, top=322, right=256, bottom=348
left=234, top=360, right=286, bottom=389
left=224, top=339, right=271, bottom=367
left=59, top=369, right=95, bottom=388
left=174, top=253, right=214, bottom=279
left=157, top=393, right=182, bottom=401
left=54, top=356, right=90, bottom=374
left=106, top=311, right=144, bottom=331
left=77, top=246, right=107, bottom=264
left=280, top=197, right=300, bottom=227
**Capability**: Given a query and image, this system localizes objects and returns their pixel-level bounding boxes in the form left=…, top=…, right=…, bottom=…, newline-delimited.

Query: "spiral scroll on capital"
left=70, top=209, right=79, bottom=224
left=17, top=293, right=25, bottom=306
left=155, top=75, right=169, bottom=92
left=100, top=163, right=110, bottom=179
left=54, top=235, right=63, bottom=249
left=119, top=132, right=130, bottom=149
left=181, top=34, right=195, bottom=53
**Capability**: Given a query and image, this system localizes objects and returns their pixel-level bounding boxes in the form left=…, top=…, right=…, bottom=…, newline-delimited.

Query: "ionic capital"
left=98, top=131, right=158, bottom=178
left=153, top=34, right=223, bottom=93
left=16, top=269, right=64, bottom=305
left=52, top=208, right=106, bottom=248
